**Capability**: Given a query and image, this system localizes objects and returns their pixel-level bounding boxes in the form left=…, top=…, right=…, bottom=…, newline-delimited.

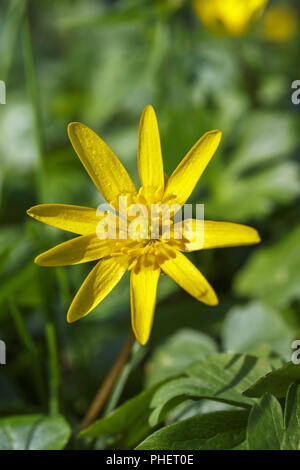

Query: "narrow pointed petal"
left=163, top=130, right=222, bottom=206
left=138, top=105, right=164, bottom=201
left=130, top=264, right=160, bottom=345
left=68, top=123, right=137, bottom=206
left=158, top=249, right=218, bottom=306
left=174, top=219, right=261, bottom=251
left=67, top=256, right=129, bottom=323
left=27, top=204, right=100, bottom=235
left=35, top=234, right=117, bottom=266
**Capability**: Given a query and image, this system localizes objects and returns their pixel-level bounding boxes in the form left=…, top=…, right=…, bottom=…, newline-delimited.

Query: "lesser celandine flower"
left=27, top=105, right=260, bottom=345
left=193, top=0, right=268, bottom=36
left=262, top=5, right=298, bottom=43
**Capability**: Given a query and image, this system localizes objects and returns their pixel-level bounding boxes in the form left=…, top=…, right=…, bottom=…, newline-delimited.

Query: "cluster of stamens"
left=103, top=191, right=189, bottom=273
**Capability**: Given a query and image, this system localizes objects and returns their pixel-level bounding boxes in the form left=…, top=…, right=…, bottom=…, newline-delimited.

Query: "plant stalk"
left=80, top=330, right=136, bottom=430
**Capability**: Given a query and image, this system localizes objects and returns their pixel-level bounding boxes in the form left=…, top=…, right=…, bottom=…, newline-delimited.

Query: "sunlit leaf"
left=247, top=393, right=284, bottom=450
left=244, top=362, right=300, bottom=399
left=137, top=410, right=248, bottom=450
left=0, top=415, right=71, bottom=450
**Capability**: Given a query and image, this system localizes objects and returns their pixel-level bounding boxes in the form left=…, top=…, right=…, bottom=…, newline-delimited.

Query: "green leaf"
left=0, top=415, right=71, bottom=450
left=145, top=329, right=218, bottom=387
left=247, top=384, right=300, bottom=450
left=282, top=384, right=300, bottom=450
left=136, top=410, right=248, bottom=450
left=234, top=225, right=300, bottom=307
left=223, top=301, right=294, bottom=361
left=187, top=354, right=271, bottom=406
left=247, top=393, right=284, bottom=450
left=78, top=380, right=172, bottom=449
left=150, top=354, right=272, bottom=425
left=243, top=362, right=300, bottom=399
left=80, top=354, right=267, bottom=448
left=247, top=385, right=300, bottom=450
left=233, top=440, right=248, bottom=450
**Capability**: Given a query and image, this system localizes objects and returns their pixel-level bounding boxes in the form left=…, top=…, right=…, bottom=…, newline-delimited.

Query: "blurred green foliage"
left=0, top=0, right=300, bottom=450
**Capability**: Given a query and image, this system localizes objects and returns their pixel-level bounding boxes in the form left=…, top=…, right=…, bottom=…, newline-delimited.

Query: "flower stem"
left=104, top=340, right=145, bottom=416
left=80, top=330, right=136, bottom=430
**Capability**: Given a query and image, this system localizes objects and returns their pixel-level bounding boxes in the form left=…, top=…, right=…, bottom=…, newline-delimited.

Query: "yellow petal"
left=174, top=219, right=261, bottom=251
left=158, top=249, right=218, bottom=306
left=67, top=256, right=129, bottom=323
left=130, top=263, right=160, bottom=345
left=68, top=122, right=137, bottom=206
left=163, top=130, right=222, bottom=206
left=138, top=105, right=164, bottom=201
left=27, top=204, right=100, bottom=235
left=35, top=234, right=117, bottom=266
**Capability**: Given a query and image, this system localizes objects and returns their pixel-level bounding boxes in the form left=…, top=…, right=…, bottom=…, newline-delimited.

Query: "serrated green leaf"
left=136, top=410, right=248, bottom=450
left=0, top=415, right=71, bottom=450
left=149, top=354, right=272, bottom=425
left=247, top=393, right=284, bottom=450
left=243, top=362, right=300, bottom=399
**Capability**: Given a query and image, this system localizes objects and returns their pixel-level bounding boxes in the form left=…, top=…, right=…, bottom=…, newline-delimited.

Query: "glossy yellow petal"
left=138, top=105, right=164, bottom=201
left=174, top=219, right=261, bottom=252
left=68, top=122, right=137, bottom=206
left=35, top=234, right=117, bottom=266
left=67, top=256, right=129, bottom=323
left=163, top=130, right=222, bottom=207
left=27, top=204, right=99, bottom=235
left=159, top=249, right=218, bottom=306
left=130, top=263, right=160, bottom=345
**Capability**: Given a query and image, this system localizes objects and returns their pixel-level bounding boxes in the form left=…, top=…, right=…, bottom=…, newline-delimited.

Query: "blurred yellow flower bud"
left=262, top=5, right=298, bottom=42
left=193, top=0, right=268, bottom=36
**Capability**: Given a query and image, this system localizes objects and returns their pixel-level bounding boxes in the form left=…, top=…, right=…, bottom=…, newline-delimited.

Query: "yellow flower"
left=262, top=5, right=298, bottom=42
left=193, top=0, right=268, bottom=36
left=27, top=106, right=260, bottom=345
